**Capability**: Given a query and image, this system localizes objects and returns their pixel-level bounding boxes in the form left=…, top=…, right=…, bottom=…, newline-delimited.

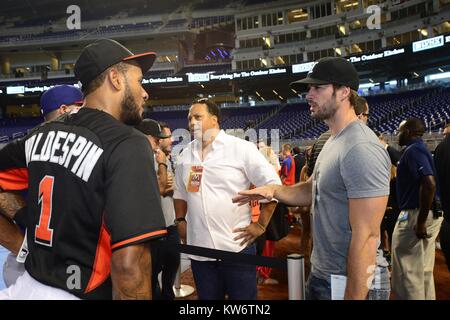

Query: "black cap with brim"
left=123, top=52, right=156, bottom=75
left=289, top=57, right=359, bottom=92
left=135, top=119, right=171, bottom=139
left=74, top=39, right=156, bottom=88
left=290, top=77, right=330, bottom=92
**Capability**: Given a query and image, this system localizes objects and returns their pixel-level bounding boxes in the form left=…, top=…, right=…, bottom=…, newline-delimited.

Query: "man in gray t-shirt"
left=311, top=120, right=390, bottom=281
left=233, top=57, right=390, bottom=300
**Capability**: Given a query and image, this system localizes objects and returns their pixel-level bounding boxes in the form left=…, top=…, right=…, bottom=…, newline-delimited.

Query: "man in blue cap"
left=40, top=85, right=83, bottom=122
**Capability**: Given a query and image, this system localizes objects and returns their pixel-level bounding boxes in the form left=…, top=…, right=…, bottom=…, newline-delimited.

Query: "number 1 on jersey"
left=35, top=175, right=54, bottom=247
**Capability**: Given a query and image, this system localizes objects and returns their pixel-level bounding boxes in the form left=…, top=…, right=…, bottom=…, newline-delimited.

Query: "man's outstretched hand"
left=232, top=184, right=277, bottom=206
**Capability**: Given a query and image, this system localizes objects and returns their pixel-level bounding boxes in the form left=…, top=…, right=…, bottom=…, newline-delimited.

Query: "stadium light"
left=344, top=2, right=358, bottom=8
left=426, top=72, right=450, bottom=81
left=418, top=29, right=428, bottom=37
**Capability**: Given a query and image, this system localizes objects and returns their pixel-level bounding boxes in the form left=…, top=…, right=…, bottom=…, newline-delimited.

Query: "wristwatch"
left=174, top=217, right=186, bottom=225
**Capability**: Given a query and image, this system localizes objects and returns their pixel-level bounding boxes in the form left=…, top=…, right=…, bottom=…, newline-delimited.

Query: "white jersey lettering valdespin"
left=25, top=130, right=103, bottom=182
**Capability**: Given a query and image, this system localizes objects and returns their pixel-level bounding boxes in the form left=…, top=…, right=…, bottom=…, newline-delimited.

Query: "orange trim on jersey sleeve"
left=111, top=229, right=167, bottom=250
left=85, top=223, right=112, bottom=294
left=0, top=168, right=29, bottom=191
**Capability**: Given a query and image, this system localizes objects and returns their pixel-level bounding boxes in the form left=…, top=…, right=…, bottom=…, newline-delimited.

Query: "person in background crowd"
left=135, top=119, right=180, bottom=300
left=434, top=124, right=450, bottom=272
left=40, top=85, right=84, bottom=122
left=391, top=118, right=443, bottom=299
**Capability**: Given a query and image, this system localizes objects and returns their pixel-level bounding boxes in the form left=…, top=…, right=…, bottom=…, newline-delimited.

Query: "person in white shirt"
left=173, top=98, right=281, bottom=300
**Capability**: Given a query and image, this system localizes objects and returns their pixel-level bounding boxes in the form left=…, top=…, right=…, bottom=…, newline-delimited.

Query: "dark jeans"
left=190, top=245, right=257, bottom=300
left=306, top=273, right=331, bottom=300
left=150, top=225, right=181, bottom=300
left=441, top=218, right=450, bottom=272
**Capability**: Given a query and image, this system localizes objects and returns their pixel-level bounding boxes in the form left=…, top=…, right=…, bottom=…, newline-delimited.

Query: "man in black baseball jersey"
left=0, top=39, right=166, bottom=300
left=0, top=85, right=84, bottom=289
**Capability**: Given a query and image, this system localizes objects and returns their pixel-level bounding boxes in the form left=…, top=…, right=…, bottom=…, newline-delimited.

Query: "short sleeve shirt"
left=396, top=139, right=436, bottom=209
left=0, top=108, right=166, bottom=299
left=310, top=121, right=390, bottom=281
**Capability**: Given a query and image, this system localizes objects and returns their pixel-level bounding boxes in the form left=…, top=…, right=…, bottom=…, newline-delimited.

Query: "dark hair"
left=192, top=98, right=221, bottom=124
left=159, top=121, right=170, bottom=130
left=403, top=118, right=425, bottom=137
left=354, top=96, right=368, bottom=116
left=82, top=62, right=129, bottom=96
left=332, top=84, right=358, bottom=107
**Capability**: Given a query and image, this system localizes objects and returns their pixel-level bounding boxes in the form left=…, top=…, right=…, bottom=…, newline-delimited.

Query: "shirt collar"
left=211, top=129, right=227, bottom=149
left=191, top=129, right=225, bottom=158
left=406, top=138, right=423, bottom=146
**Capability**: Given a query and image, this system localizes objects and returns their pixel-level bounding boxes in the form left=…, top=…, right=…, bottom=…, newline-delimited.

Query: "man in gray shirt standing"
left=233, top=57, right=390, bottom=300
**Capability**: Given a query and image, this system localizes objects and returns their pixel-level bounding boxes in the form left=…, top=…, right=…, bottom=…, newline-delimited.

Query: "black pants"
left=150, top=225, right=181, bottom=300
left=381, top=208, right=400, bottom=247
left=440, top=218, right=450, bottom=272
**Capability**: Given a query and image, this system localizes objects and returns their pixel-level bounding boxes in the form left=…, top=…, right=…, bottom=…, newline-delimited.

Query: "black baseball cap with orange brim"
left=74, top=39, right=156, bottom=88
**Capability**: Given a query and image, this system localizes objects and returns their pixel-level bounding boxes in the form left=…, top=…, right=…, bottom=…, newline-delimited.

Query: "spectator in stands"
left=40, top=85, right=83, bottom=122
left=434, top=127, right=450, bottom=272
left=173, top=98, right=281, bottom=300
left=391, top=118, right=443, bottom=299
left=233, top=57, right=391, bottom=300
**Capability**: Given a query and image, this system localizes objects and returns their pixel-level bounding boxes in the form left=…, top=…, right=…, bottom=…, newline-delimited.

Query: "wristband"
left=174, top=217, right=186, bottom=225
